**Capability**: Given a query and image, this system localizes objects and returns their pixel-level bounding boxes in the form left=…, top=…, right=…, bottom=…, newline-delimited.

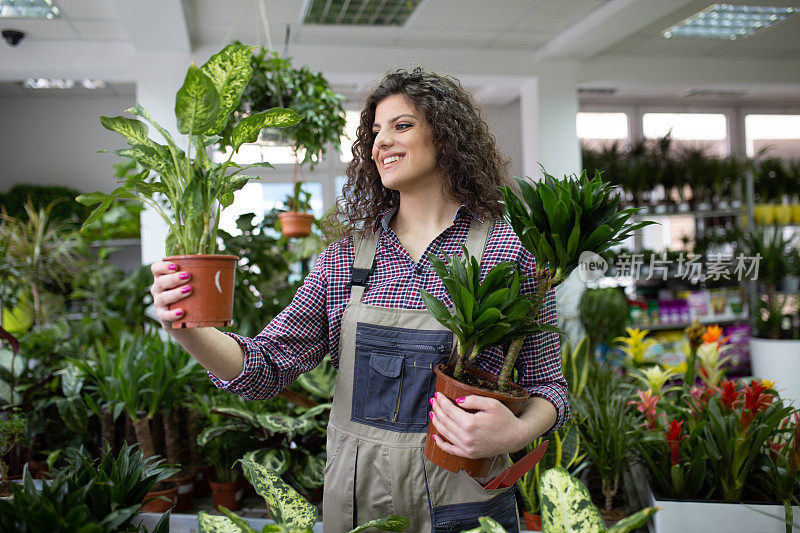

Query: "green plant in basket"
left=197, top=458, right=409, bottom=533
left=77, top=44, right=302, bottom=256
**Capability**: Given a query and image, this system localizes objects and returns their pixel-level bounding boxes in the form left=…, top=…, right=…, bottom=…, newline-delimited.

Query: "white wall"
left=484, top=99, right=524, bottom=180
left=0, top=95, right=134, bottom=194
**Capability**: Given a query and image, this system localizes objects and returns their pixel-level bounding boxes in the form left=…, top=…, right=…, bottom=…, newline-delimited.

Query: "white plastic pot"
left=750, top=338, right=800, bottom=406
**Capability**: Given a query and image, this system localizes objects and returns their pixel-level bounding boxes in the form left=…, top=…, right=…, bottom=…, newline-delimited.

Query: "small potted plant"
left=421, top=169, right=652, bottom=475
left=279, top=179, right=315, bottom=238
left=77, top=44, right=301, bottom=328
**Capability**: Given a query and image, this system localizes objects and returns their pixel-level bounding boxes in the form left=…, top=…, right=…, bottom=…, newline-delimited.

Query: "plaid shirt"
left=213, top=205, right=570, bottom=433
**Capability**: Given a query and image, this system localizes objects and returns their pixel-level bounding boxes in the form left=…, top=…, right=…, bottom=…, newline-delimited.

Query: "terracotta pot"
left=210, top=478, right=244, bottom=511
left=142, top=481, right=178, bottom=513
left=424, top=364, right=528, bottom=477
left=163, top=254, right=237, bottom=329
left=166, top=472, right=194, bottom=512
left=278, top=211, right=314, bottom=238
left=191, top=464, right=214, bottom=497
left=522, top=511, right=542, bottom=531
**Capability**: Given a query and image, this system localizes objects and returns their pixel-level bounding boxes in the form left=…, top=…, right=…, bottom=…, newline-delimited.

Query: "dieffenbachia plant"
left=420, top=246, right=560, bottom=383
left=540, top=467, right=658, bottom=533
left=197, top=458, right=409, bottom=533
left=77, top=44, right=302, bottom=256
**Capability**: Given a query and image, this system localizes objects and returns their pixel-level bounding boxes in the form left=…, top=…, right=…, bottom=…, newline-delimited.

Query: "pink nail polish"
left=429, top=398, right=434, bottom=407
left=434, top=392, right=438, bottom=400
left=181, top=285, right=192, bottom=294
left=432, top=435, right=438, bottom=442
left=179, top=272, right=190, bottom=280
left=456, top=397, right=465, bottom=404
left=174, top=309, right=183, bottom=317
left=168, top=264, right=178, bottom=271
left=429, top=411, right=433, bottom=419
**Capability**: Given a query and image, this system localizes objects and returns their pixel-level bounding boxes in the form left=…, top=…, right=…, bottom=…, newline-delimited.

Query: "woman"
left=150, top=68, right=568, bottom=532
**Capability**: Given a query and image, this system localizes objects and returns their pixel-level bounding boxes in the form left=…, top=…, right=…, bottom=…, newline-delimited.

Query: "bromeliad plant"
left=78, top=44, right=302, bottom=256
left=197, top=458, right=409, bottom=533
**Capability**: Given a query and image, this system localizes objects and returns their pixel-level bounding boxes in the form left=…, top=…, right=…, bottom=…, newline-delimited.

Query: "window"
left=643, top=112, right=728, bottom=157
left=340, top=111, right=362, bottom=163
left=745, top=114, right=800, bottom=160
left=576, top=112, right=628, bottom=152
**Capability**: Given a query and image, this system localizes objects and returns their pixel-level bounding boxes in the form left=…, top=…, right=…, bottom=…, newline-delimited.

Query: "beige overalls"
left=321, top=218, right=520, bottom=532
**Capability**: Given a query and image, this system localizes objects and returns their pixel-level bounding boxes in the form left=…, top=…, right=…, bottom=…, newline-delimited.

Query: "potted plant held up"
left=421, top=169, right=652, bottom=476
left=77, top=44, right=302, bottom=328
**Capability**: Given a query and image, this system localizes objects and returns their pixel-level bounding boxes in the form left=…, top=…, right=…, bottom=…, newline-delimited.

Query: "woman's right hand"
left=150, top=261, right=193, bottom=327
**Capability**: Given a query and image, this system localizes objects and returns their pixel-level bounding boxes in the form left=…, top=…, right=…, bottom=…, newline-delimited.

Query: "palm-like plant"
left=419, top=246, right=550, bottom=382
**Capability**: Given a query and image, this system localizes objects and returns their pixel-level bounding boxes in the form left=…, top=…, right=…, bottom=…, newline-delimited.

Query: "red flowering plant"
left=630, top=325, right=797, bottom=503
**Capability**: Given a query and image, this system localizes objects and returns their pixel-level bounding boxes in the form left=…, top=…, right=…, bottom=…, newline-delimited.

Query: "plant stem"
left=784, top=501, right=792, bottom=533
left=497, top=270, right=552, bottom=391
left=453, top=338, right=469, bottom=381
left=162, top=409, right=181, bottom=466
left=100, top=403, right=114, bottom=459
left=602, top=475, right=619, bottom=512
left=132, top=415, right=155, bottom=458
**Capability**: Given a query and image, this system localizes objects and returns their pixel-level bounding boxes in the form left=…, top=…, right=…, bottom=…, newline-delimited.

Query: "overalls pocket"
left=352, top=323, right=452, bottom=433
left=364, top=353, right=403, bottom=421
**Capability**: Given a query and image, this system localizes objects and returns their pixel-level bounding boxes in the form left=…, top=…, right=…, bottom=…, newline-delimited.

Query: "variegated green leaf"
left=243, top=448, right=291, bottom=476
left=231, top=108, right=303, bottom=153
left=238, top=459, right=318, bottom=528
left=200, top=43, right=253, bottom=134
left=606, top=507, right=659, bottom=533
left=348, top=514, right=410, bottom=533
left=100, top=115, right=151, bottom=146
left=291, top=453, right=324, bottom=489
left=115, top=145, right=172, bottom=176
left=56, top=395, right=88, bottom=433
left=198, top=511, right=239, bottom=533
left=540, top=467, right=605, bottom=533
left=176, top=64, right=220, bottom=135
left=219, top=506, right=258, bottom=533
left=254, top=412, right=309, bottom=435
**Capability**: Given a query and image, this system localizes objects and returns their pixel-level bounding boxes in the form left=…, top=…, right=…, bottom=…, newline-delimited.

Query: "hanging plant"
left=218, top=45, right=347, bottom=170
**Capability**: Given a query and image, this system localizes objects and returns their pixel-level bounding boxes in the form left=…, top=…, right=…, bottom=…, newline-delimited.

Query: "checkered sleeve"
left=208, top=245, right=333, bottom=400
left=516, top=249, right=570, bottom=436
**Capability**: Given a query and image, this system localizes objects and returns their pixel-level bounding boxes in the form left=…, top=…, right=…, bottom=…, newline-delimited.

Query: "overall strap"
left=348, top=217, right=495, bottom=304
left=349, top=230, right=379, bottom=303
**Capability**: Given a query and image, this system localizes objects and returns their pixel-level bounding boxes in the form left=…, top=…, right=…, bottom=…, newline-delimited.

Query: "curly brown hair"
left=323, top=67, right=510, bottom=240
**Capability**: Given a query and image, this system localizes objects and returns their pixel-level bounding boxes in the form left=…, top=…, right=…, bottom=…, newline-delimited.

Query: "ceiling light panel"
left=303, top=0, right=422, bottom=26
left=662, top=3, right=797, bottom=40
left=0, top=0, right=60, bottom=19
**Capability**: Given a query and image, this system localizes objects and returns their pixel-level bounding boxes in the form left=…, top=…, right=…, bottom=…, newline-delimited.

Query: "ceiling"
left=1, top=0, right=799, bottom=106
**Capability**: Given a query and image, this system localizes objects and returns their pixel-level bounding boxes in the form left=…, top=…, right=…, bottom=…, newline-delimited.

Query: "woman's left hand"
left=429, top=392, right=528, bottom=459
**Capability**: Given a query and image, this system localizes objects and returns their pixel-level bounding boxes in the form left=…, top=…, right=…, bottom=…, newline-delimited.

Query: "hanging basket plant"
left=218, top=46, right=347, bottom=170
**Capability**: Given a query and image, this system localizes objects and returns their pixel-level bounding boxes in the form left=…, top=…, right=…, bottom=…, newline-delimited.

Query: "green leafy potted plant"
left=198, top=458, right=409, bottom=533
left=279, top=179, right=315, bottom=239
left=578, top=287, right=629, bottom=359
left=0, top=409, right=24, bottom=498
left=421, top=169, right=651, bottom=476
left=77, top=44, right=301, bottom=328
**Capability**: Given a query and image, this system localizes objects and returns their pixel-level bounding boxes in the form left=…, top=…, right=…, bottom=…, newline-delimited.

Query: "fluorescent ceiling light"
left=303, top=0, right=422, bottom=26
left=0, top=0, right=60, bottom=19
left=23, top=78, right=106, bottom=89
left=662, top=3, right=796, bottom=40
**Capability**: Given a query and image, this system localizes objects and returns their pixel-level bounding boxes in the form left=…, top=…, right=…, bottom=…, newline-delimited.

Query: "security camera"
left=2, top=30, right=25, bottom=46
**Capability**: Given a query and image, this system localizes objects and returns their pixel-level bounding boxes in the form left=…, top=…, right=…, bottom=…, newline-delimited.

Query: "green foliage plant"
left=219, top=47, right=347, bottom=170
left=572, top=364, right=641, bottom=512
left=516, top=337, right=590, bottom=515
left=578, top=287, right=629, bottom=358
left=78, top=44, right=302, bottom=256
left=419, top=247, right=551, bottom=382
left=0, top=408, right=24, bottom=494
left=0, top=444, right=173, bottom=532
left=540, top=467, right=659, bottom=533
left=197, top=458, right=409, bottom=533
left=0, top=199, right=81, bottom=326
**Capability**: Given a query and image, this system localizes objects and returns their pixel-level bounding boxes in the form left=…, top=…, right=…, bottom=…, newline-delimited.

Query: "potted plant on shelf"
left=279, top=177, right=315, bottom=239
left=77, top=44, right=302, bottom=328
left=739, top=228, right=800, bottom=404
left=421, top=169, right=652, bottom=476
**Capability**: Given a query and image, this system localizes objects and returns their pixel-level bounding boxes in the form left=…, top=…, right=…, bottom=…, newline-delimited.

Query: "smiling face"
left=371, top=94, right=442, bottom=194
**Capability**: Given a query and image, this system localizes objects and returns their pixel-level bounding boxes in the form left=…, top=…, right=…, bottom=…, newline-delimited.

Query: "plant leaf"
left=200, top=43, right=254, bottom=134
left=100, top=116, right=151, bottom=147
left=231, top=108, right=303, bottom=153
left=348, top=515, right=411, bottom=533
left=175, top=64, right=220, bottom=135
left=238, top=458, right=318, bottom=528
left=540, top=467, right=605, bottom=533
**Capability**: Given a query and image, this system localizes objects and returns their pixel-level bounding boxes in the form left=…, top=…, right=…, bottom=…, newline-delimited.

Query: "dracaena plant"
left=419, top=246, right=557, bottom=385
left=498, top=169, right=654, bottom=384
left=77, top=44, right=302, bottom=256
